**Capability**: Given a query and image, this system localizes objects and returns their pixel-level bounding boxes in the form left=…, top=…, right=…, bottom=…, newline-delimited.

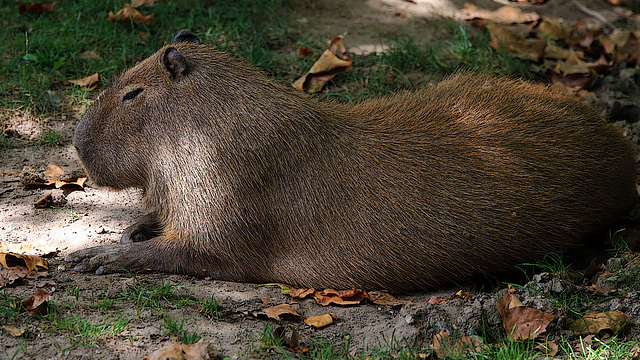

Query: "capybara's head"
left=74, top=31, right=222, bottom=189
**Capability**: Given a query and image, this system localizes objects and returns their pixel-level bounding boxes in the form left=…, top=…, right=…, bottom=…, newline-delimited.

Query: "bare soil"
left=2, top=0, right=640, bottom=359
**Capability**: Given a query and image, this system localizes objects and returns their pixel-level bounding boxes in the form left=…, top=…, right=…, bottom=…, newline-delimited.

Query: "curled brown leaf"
left=251, top=303, right=302, bottom=321
left=293, top=36, right=353, bottom=93
left=304, top=313, right=334, bottom=329
left=571, top=311, right=628, bottom=336
left=20, top=288, right=51, bottom=315
left=498, top=289, right=556, bottom=340
left=108, top=3, right=153, bottom=24
left=313, top=288, right=367, bottom=306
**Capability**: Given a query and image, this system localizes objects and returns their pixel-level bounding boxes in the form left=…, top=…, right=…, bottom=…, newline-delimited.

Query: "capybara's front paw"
left=65, top=245, right=131, bottom=275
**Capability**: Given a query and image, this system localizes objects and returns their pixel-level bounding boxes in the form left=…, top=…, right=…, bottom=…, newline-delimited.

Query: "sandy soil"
left=2, top=0, right=640, bottom=359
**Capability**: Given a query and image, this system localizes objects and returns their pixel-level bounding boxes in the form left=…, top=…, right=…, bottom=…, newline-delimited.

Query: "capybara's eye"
left=123, top=88, right=144, bottom=102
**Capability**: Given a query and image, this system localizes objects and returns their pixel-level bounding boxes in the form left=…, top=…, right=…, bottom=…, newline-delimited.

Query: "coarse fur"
left=70, top=31, right=636, bottom=293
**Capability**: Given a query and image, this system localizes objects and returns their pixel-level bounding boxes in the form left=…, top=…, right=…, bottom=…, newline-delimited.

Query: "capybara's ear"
left=172, top=30, right=200, bottom=45
left=163, top=47, right=187, bottom=80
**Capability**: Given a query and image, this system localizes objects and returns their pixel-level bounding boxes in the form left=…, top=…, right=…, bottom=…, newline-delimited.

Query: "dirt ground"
left=2, top=0, right=640, bottom=359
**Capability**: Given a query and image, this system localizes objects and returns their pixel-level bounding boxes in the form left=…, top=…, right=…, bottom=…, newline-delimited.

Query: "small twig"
left=572, top=0, right=614, bottom=31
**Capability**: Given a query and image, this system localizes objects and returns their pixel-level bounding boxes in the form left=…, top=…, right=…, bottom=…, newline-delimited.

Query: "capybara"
left=68, top=30, right=636, bottom=293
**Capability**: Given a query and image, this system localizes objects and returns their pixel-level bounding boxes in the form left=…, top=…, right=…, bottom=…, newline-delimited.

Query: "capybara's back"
left=71, top=32, right=636, bottom=292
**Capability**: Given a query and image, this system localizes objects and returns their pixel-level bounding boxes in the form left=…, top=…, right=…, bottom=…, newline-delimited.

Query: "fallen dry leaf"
left=34, top=192, right=53, bottom=208
left=550, top=70, right=597, bottom=91
left=68, top=73, right=99, bottom=88
left=44, top=164, right=64, bottom=179
left=585, top=284, right=616, bottom=296
left=25, top=164, right=87, bottom=196
left=432, top=331, right=452, bottom=358
left=553, top=52, right=612, bottom=76
left=582, top=257, right=604, bottom=278
left=293, top=36, right=352, bottom=93
left=571, top=311, right=628, bottom=336
left=614, top=30, right=640, bottom=66
left=535, top=340, right=559, bottom=356
left=369, top=290, right=409, bottom=308
left=2, top=325, right=26, bottom=337
left=0, top=252, right=49, bottom=275
left=599, top=36, right=616, bottom=55
left=34, top=279, right=56, bottom=288
left=431, top=331, right=484, bottom=358
left=144, top=339, right=210, bottom=360
left=298, top=47, right=313, bottom=59
left=252, top=303, right=302, bottom=321
left=313, top=288, right=367, bottom=306
left=565, top=20, right=601, bottom=48
left=304, top=313, right=334, bottom=329
left=20, top=288, right=51, bottom=315
left=498, top=289, right=556, bottom=340
left=428, top=296, right=449, bottom=305
left=79, top=50, right=102, bottom=60
left=267, top=283, right=316, bottom=299
left=109, top=4, right=153, bottom=24
left=452, top=290, right=471, bottom=302
left=572, top=334, right=596, bottom=354
left=462, top=4, right=540, bottom=24
left=274, top=325, right=308, bottom=353
left=537, top=19, right=570, bottom=40
left=486, top=23, right=546, bottom=61
left=543, top=43, right=582, bottom=60
left=0, top=266, right=28, bottom=288
left=58, top=177, right=87, bottom=196
left=553, top=51, right=592, bottom=75
left=18, top=1, right=56, bottom=15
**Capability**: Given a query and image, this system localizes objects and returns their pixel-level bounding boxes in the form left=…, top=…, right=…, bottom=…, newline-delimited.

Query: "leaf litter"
left=462, top=3, right=640, bottom=96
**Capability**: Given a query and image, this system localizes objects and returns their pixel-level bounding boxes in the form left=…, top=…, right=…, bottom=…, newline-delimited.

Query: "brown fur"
left=71, top=32, right=636, bottom=292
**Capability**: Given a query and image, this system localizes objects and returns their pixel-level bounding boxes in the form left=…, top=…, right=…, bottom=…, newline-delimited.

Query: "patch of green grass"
left=606, top=228, right=631, bottom=257
left=0, top=292, right=22, bottom=322
left=299, top=335, right=352, bottom=359
left=482, top=339, right=539, bottom=359
left=562, top=337, right=640, bottom=360
left=520, top=252, right=577, bottom=280
left=0, top=0, right=294, bottom=116
left=41, top=310, right=130, bottom=348
left=258, top=322, right=285, bottom=350
left=162, top=315, right=201, bottom=344
left=66, top=286, right=121, bottom=312
left=201, top=295, right=222, bottom=321
left=122, top=276, right=197, bottom=316
left=0, top=134, right=13, bottom=150
left=550, top=291, right=594, bottom=319
left=51, top=205, right=79, bottom=223
left=35, top=129, right=63, bottom=146
left=323, top=24, right=531, bottom=102
left=81, top=289, right=117, bottom=311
